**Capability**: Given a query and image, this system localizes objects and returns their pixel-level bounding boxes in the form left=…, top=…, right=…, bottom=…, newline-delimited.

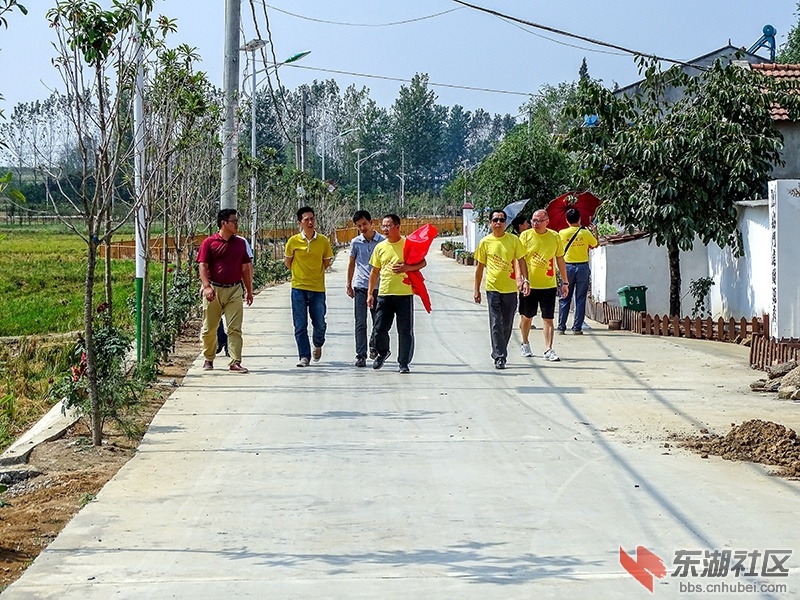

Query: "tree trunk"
left=84, top=236, right=102, bottom=446
left=104, top=203, right=113, bottom=323
left=667, top=241, right=682, bottom=317
left=161, top=190, right=169, bottom=361
left=141, top=215, right=151, bottom=361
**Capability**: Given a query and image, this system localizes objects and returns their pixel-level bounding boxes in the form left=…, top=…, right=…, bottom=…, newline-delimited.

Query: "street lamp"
left=318, top=127, right=357, bottom=182
left=241, top=42, right=310, bottom=250
left=396, top=173, right=405, bottom=207
left=353, top=148, right=385, bottom=211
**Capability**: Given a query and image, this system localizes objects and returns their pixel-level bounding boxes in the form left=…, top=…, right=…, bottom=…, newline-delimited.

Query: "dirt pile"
left=682, top=419, right=800, bottom=478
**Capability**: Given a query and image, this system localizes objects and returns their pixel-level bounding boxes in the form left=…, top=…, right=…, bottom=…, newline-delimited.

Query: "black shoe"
left=354, top=356, right=367, bottom=368
left=494, top=357, right=506, bottom=370
left=373, top=351, right=390, bottom=370
left=369, top=348, right=378, bottom=360
left=399, top=364, right=410, bottom=374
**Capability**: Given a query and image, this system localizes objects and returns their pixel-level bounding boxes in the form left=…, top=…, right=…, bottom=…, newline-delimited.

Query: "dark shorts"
left=519, top=287, right=557, bottom=320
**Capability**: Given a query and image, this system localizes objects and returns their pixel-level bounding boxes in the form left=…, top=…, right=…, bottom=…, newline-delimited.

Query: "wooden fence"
left=100, top=216, right=463, bottom=261
left=585, top=298, right=797, bottom=370
left=749, top=334, right=800, bottom=371
left=636, top=314, right=766, bottom=342
left=333, top=216, right=462, bottom=245
left=585, top=300, right=641, bottom=331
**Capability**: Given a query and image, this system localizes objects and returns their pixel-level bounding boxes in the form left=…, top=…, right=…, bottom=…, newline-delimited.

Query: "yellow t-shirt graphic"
left=519, top=228, right=564, bottom=289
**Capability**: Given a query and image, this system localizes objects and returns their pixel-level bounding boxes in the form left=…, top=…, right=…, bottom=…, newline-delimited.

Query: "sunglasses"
left=491, top=217, right=506, bottom=223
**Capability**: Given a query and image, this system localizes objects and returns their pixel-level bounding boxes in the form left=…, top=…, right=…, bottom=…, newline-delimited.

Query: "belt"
left=211, top=281, right=242, bottom=288
left=566, top=261, right=589, bottom=265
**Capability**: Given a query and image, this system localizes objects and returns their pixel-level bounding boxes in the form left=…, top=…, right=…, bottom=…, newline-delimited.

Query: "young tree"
left=46, top=0, right=172, bottom=445
left=562, top=58, right=800, bottom=316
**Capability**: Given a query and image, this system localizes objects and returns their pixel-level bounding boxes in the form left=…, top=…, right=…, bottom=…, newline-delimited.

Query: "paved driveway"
left=4, top=243, right=800, bottom=599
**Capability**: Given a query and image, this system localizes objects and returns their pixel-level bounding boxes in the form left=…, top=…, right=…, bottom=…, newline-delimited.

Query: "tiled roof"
left=597, top=231, right=651, bottom=247
left=751, top=63, right=800, bottom=121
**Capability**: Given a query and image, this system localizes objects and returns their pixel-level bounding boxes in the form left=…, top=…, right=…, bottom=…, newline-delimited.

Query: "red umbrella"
left=546, top=191, right=601, bottom=231
left=403, top=224, right=438, bottom=313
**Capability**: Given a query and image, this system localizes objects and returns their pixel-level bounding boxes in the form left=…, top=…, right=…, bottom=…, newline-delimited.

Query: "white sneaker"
left=520, top=342, right=533, bottom=357
left=296, top=357, right=310, bottom=367
left=543, top=348, right=560, bottom=362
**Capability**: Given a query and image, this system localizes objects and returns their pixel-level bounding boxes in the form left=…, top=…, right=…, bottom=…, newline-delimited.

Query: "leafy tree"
left=0, top=0, right=27, bottom=141
left=522, top=81, right=582, bottom=136
left=46, top=0, right=173, bottom=445
left=561, top=58, right=800, bottom=316
left=391, top=74, right=443, bottom=192
left=0, top=0, right=25, bottom=28
left=471, top=123, right=572, bottom=213
left=777, top=2, right=800, bottom=63
left=579, top=57, right=590, bottom=81
left=142, top=43, right=218, bottom=360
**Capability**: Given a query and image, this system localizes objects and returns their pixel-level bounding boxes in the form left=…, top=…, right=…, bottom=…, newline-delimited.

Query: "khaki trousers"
left=201, top=284, right=244, bottom=364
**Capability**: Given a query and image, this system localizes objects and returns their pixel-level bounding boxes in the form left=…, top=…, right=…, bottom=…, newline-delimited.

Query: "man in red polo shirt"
left=198, top=209, right=254, bottom=373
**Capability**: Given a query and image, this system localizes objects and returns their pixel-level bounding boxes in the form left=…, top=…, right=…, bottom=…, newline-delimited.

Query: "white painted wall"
left=707, top=201, right=771, bottom=319
left=591, top=236, right=708, bottom=316
left=770, top=180, right=800, bottom=339
left=462, top=206, right=488, bottom=253
left=462, top=205, right=475, bottom=251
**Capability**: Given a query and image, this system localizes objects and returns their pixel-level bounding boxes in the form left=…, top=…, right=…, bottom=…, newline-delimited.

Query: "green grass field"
left=0, top=225, right=171, bottom=449
left=0, top=228, right=155, bottom=336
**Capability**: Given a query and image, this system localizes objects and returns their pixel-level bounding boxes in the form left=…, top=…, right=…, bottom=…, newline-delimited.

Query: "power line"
left=282, top=63, right=531, bottom=98
left=262, top=3, right=463, bottom=27
left=497, top=16, right=628, bottom=58
left=452, top=0, right=698, bottom=69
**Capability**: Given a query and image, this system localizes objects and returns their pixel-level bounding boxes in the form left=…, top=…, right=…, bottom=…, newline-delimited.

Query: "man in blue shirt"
left=346, top=210, right=386, bottom=367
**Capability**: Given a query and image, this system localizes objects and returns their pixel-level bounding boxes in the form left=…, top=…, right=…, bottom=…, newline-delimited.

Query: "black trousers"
left=487, top=291, right=517, bottom=360
left=373, top=295, right=414, bottom=367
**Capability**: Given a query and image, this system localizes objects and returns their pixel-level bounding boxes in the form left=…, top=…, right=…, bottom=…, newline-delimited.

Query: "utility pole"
left=397, top=150, right=405, bottom=207
left=220, top=0, right=241, bottom=209
left=300, top=90, right=308, bottom=172
left=133, top=5, right=147, bottom=362
left=462, top=160, right=470, bottom=207
left=243, top=39, right=267, bottom=253
left=354, top=147, right=363, bottom=210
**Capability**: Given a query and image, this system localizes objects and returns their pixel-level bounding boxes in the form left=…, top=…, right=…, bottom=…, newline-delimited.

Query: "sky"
left=0, top=0, right=798, bottom=118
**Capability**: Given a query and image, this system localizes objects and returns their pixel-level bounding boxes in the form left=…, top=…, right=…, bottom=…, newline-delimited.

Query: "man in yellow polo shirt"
left=557, top=207, right=598, bottom=335
left=518, top=209, right=569, bottom=362
left=473, top=208, right=530, bottom=370
left=284, top=206, right=334, bottom=367
left=367, top=214, right=427, bottom=374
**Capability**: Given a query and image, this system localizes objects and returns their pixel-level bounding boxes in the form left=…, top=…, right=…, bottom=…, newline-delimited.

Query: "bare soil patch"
left=681, top=419, right=800, bottom=478
left=0, top=320, right=202, bottom=590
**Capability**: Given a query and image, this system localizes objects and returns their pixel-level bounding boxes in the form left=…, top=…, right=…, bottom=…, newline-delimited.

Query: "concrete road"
left=4, top=242, right=800, bottom=599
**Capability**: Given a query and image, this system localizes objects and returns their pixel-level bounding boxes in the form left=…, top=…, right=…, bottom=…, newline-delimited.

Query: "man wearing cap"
left=198, top=209, right=254, bottom=373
